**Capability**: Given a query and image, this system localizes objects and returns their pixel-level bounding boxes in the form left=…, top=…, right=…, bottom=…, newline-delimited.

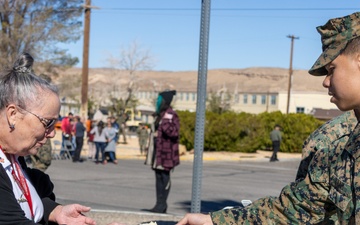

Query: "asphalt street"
left=45, top=156, right=301, bottom=224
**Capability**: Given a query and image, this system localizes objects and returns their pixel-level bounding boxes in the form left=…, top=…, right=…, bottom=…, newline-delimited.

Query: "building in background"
left=58, top=67, right=340, bottom=121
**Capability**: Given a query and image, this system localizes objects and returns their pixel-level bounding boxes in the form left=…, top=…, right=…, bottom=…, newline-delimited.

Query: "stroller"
left=60, top=134, right=75, bottom=159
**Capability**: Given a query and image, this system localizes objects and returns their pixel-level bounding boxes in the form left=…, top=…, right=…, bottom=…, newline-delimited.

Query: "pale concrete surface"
left=85, top=210, right=183, bottom=225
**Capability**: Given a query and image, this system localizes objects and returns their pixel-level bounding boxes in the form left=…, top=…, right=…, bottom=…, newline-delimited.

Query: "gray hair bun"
left=12, top=53, right=34, bottom=74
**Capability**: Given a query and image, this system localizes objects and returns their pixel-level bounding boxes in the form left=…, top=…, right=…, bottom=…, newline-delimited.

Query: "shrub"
left=177, top=110, right=324, bottom=153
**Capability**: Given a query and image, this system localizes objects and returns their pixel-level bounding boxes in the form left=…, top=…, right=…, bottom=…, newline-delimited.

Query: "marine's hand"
left=49, top=204, right=96, bottom=225
left=176, top=213, right=213, bottom=225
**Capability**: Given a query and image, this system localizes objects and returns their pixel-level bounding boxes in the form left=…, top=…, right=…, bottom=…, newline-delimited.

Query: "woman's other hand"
left=49, top=204, right=96, bottom=225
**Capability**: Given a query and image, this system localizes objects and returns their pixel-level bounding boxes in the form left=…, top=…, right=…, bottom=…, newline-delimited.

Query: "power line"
left=98, top=7, right=360, bottom=11
left=0, top=7, right=358, bottom=13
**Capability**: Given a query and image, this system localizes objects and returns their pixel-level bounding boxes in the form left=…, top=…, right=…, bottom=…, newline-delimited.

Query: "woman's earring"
left=9, top=124, right=15, bottom=130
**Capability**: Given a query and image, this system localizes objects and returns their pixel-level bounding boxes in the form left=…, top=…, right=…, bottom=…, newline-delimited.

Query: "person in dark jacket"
left=145, top=90, right=180, bottom=213
left=73, top=116, right=86, bottom=163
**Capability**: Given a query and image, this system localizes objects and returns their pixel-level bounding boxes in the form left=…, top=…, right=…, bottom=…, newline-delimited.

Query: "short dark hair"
left=343, top=36, right=360, bottom=56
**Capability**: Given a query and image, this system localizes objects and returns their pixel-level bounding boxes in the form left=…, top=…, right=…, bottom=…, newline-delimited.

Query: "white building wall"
left=137, top=90, right=337, bottom=115
left=278, top=91, right=336, bottom=114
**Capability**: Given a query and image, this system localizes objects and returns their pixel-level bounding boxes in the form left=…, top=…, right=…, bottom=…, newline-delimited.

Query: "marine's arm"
left=210, top=148, right=332, bottom=225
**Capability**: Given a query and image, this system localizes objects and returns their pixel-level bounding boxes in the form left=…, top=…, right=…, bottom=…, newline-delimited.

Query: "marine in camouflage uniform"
left=31, top=138, right=52, bottom=172
left=210, top=110, right=358, bottom=225
left=209, top=12, right=360, bottom=225
left=137, top=124, right=149, bottom=155
left=178, top=12, right=360, bottom=225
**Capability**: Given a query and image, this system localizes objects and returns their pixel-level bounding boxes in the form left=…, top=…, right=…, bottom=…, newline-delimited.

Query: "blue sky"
left=61, top=1, right=360, bottom=71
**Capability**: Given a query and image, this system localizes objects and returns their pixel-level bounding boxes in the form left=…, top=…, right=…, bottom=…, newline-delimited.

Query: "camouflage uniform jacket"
left=137, top=127, right=149, bottom=145
left=31, top=139, right=52, bottom=172
left=211, top=111, right=359, bottom=225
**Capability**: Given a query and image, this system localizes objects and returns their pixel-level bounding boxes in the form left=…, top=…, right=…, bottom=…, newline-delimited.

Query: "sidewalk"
left=109, top=135, right=301, bottom=162
left=85, top=210, right=183, bottom=225
left=54, top=130, right=302, bottom=162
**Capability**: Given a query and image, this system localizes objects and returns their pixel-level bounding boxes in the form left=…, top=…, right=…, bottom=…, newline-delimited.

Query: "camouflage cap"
left=309, top=12, right=360, bottom=76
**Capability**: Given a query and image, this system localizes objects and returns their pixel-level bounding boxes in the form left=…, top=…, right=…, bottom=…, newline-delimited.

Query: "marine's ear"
left=356, top=53, right=360, bottom=70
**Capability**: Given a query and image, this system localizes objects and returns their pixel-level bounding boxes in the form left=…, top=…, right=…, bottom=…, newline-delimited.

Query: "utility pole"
left=286, top=35, right=299, bottom=114
left=81, top=0, right=91, bottom=121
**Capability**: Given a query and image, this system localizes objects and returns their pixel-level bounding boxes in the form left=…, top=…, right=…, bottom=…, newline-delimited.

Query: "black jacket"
left=0, top=156, right=59, bottom=225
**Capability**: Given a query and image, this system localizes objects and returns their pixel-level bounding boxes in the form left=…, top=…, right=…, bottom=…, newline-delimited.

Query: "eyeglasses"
left=18, top=106, right=57, bottom=130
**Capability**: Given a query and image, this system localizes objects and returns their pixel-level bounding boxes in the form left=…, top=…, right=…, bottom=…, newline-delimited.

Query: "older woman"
left=0, top=53, right=121, bottom=225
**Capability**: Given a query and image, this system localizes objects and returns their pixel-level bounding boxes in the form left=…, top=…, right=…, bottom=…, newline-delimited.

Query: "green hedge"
left=177, top=110, right=324, bottom=153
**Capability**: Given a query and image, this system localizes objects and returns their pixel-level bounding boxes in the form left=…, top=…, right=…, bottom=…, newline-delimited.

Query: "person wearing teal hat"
left=145, top=90, right=180, bottom=213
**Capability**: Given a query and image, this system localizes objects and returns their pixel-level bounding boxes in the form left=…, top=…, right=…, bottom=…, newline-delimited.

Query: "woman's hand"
left=49, top=204, right=96, bottom=225
left=176, top=213, right=213, bottom=225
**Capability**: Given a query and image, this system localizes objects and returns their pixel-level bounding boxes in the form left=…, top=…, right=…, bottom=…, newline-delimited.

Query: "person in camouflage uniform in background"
left=30, top=138, right=52, bottom=172
left=137, top=123, right=149, bottom=155
left=177, top=12, right=360, bottom=225
left=118, top=112, right=128, bottom=144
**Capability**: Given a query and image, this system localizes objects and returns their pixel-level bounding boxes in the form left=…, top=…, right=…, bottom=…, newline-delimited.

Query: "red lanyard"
left=10, top=155, right=34, bottom=219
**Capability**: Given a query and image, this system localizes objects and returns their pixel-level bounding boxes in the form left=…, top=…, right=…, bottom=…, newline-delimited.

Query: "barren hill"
left=56, top=67, right=327, bottom=101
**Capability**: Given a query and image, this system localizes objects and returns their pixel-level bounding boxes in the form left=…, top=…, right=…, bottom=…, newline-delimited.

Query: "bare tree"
left=207, top=89, right=232, bottom=114
left=0, top=0, right=82, bottom=73
left=107, top=40, right=156, bottom=111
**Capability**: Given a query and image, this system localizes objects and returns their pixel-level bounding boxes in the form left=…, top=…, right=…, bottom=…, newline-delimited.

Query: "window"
left=192, top=93, right=196, bottom=101
left=261, top=95, right=266, bottom=105
left=243, top=94, right=248, bottom=104
left=296, top=107, right=305, bottom=113
left=252, top=95, right=257, bottom=104
left=186, top=93, right=189, bottom=101
left=234, top=94, right=239, bottom=103
left=270, top=95, right=276, bottom=105
left=180, top=92, right=183, bottom=101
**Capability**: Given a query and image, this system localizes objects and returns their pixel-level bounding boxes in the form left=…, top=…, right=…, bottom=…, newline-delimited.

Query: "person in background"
left=269, top=124, right=281, bottom=162
left=176, top=11, right=360, bottom=225
left=0, top=52, right=123, bottom=224
left=118, top=112, right=128, bottom=144
left=104, top=117, right=118, bottom=164
left=137, top=123, right=149, bottom=155
left=85, top=117, right=92, bottom=133
left=60, top=112, right=73, bottom=148
left=30, top=139, right=52, bottom=172
left=145, top=90, right=180, bottom=213
left=73, top=116, right=86, bottom=163
left=87, top=121, right=96, bottom=160
left=110, top=116, right=120, bottom=143
left=90, top=120, right=107, bottom=164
